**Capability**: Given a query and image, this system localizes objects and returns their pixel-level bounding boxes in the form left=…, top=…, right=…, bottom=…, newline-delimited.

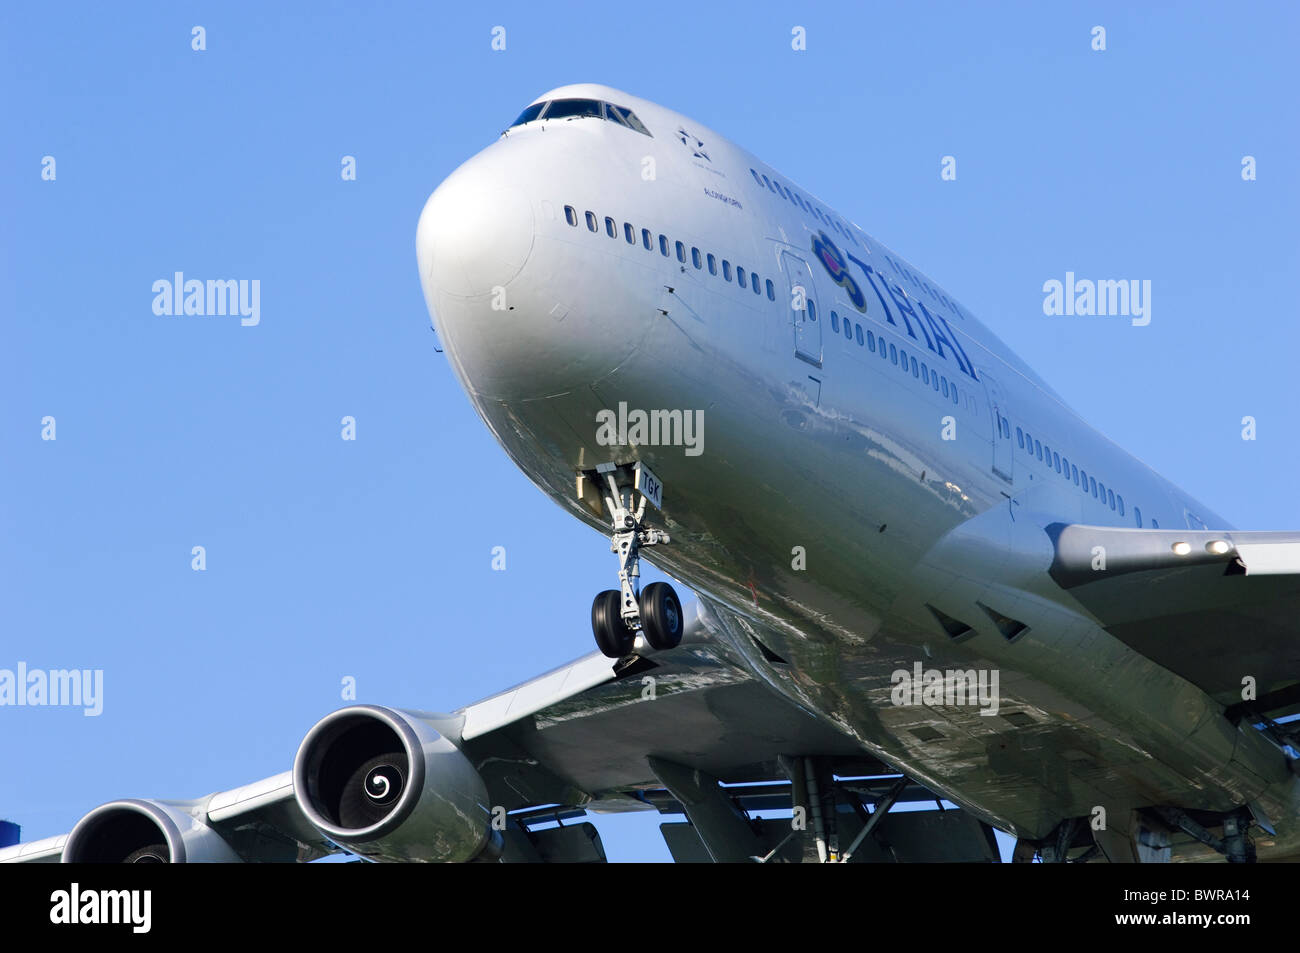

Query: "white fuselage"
left=416, top=84, right=1295, bottom=849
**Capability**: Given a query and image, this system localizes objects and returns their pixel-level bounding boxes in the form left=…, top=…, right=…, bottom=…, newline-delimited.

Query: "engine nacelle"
left=62, top=799, right=241, bottom=863
left=293, top=704, right=494, bottom=863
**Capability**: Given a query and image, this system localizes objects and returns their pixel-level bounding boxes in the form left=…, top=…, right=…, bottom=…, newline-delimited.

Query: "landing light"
left=1171, top=542, right=1192, bottom=556
left=1206, top=540, right=1231, bottom=555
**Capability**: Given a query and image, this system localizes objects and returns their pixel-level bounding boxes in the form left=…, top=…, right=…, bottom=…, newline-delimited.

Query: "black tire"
left=639, top=582, right=684, bottom=650
left=124, top=843, right=168, bottom=863
left=592, top=589, right=634, bottom=658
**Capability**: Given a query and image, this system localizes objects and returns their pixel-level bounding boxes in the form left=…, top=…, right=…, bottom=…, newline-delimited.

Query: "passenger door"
left=781, top=250, right=822, bottom=367
left=980, top=370, right=1014, bottom=483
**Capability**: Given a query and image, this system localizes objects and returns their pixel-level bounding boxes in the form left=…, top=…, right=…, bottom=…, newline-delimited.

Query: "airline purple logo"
left=811, top=230, right=864, bottom=310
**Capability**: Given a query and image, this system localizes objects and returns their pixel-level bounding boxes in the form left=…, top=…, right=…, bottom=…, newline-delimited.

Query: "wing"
left=0, top=772, right=336, bottom=864
left=1046, top=523, right=1300, bottom=711
left=5, top=598, right=964, bottom=864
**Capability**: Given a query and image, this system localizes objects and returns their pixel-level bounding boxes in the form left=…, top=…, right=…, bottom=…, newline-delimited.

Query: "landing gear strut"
left=586, top=462, right=683, bottom=658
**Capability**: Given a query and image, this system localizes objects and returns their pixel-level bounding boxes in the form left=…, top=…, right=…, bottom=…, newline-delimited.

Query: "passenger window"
left=1016, top=427, right=1024, bottom=449
left=1090, top=477, right=1097, bottom=498
left=723, top=260, right=732, bottom=282
left=707, top=253, right=717, bottom=275
left=1080, top=468, right=1087, bottom=490
left=737, top=267, right=746, bottom=288
left=911, top=357, right=919, bottom=378
left=1071, top=465, right=1078, bottom=484
left=762, top=174, right=774, bottom=190
left=899, top=347, right=908, bottom=372
left=1151, top=518, right=1159, bottom=528
left=564, top=205, right=578, bottom=226
left=642, top=228, right=652, bottom=250
left=1035, top=440, right=1042, bottom=461
left=659, top=234, right=669, bottom=256
left=890, top=344, right=898, bottom=365
left=1135, top=506, right=1142, bottom=527
left=941, top=376, right=948, bottom=396
left=605, top=217, right=616, bottom=238
left=624, top=223, right=635, bottom=244
left=855, top=324, right=863, bottom=346
left=951, top=387, right=958, bottom=405
left=1098, top=481, right=1106, bottom=501
left=766, top=279, right=775, bottom=300
left=752, top=275, right=762, bottom=295
left=867, top=329, right=875, bottom=351
left=750, top=169, right=765, bottom=187
left=807, top=300, right=817, bottom=321
left=921, top=363, right=929, bottom=385
left=586, top=211, right=598, bottom=232
left=1053, top=452, right=1060, bottom=472
left=1118, top=495, right=1125, bottom=516
left=831, top=311, right=840, bottom=333
left=930, top=371, right=937, bottom=389
left=692, top=247, right=702, bottom=269
left=676, top=241, right=686, bottom=263
left=843, top=318, right=852, bottom=339
left=1108, top=489, right=1115, bottom=510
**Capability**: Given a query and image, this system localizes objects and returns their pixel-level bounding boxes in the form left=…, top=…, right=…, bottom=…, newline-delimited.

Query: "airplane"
left=5, top=82, right=1298, bottom=864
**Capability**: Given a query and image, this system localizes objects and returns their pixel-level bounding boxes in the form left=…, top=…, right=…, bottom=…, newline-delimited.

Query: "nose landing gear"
left=585, top=462, right=683, bottom=658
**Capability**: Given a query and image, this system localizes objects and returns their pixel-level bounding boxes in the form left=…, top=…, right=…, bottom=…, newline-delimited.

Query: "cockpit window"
left=603, top=102, right=631, bottom=128
left=507, top=97, right=652, bottom=136
left=510, top=102, right=546, bottom=127
left=606, top=103, right=652, bottom=136
left=541, top=98, right=603, bottom=120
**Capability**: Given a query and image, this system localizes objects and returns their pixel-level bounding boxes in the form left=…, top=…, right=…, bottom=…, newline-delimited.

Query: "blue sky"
left=2, top=1, right=1296, bottom=862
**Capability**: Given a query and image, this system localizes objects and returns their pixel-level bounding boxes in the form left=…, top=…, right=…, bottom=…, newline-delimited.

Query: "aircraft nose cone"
left=415, top=147, right=642, bottom=402
left=416, top=164, right=534, bottom=300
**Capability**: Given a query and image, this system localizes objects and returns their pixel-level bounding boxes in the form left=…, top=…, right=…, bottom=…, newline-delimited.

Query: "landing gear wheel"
left=639, top=582, right=683, bottom=650
left=592, top=589, right=634, bottom=658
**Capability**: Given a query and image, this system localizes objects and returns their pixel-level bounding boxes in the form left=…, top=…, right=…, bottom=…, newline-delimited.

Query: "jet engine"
left=292, top=704, right=495, bottom=863
left=62, top=799, right=241, bottom=863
